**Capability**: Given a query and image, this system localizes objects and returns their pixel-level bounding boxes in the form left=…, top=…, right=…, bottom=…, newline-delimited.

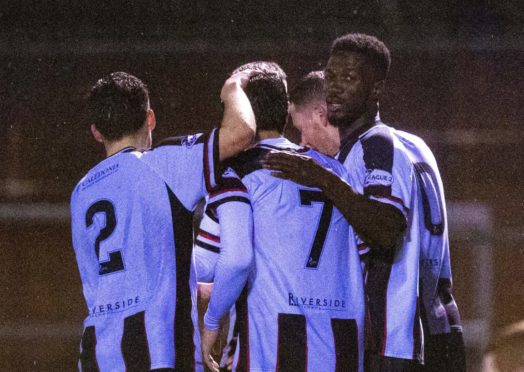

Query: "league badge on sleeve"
left=181, top=134, right=200, bottom=147
left=364, top=169, right=393, bottom=187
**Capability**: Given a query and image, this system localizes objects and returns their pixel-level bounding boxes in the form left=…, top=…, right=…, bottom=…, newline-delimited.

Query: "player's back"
left=229, top=138, right=365, bottom=372
left=71, top=131, right=218, bottom=371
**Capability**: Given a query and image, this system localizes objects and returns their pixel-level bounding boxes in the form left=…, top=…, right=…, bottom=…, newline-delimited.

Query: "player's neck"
left=256, top=130, right=282, bottom=141
left=104, top=133, right=150, bottom=157
left=338, top=109, right=377, bottom=144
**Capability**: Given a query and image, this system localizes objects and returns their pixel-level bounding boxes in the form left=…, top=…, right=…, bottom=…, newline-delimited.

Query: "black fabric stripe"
left=197, top=227, right=219, bottom=241
left=223, top=147, right=273, bottom=179
left=413, top=297, right=423, bottom=362
left=195, top=240, right=220, bottom=253
left=414, top=162, right=445, bottom=235
left=361, top=126, right=394, bottom=197
left=365, top=259, right=394, bottom=355
left=166, top=185, right=195, bottom=371
left=338, top=135, right=360, bottom=165
left=207, top=196, right=251, bottom=210
left=79, top=326, right=99, bottom=372
left=211, top=128, right=220, bottom=183
left=331, top=318, right=359, bottom=372
left=276, top=313, right=307, bottom=372
left=121, top=311, right=151, bottom=371
left=212, top=175, right=247, bottom=192
left=337, top=123, right=374, bottom=164
left=204, top=206, right=219, bottom=223
left=235, top=287, right=249, bottom=372
left=419, top=279, right=430, bottom=342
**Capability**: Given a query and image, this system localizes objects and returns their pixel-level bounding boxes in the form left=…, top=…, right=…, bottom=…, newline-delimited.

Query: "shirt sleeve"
left=194, top=206, right=222, bottom=283
left=203, top=171, right=253, bottom=331
left=139, top=128, right=220, bottom=211
left=350, top=127, right=414, bottom=255
left=359, top=128, right=413, bottom=219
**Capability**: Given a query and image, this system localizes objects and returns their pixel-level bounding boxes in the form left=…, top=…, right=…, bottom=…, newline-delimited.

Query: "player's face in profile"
left=325, top=51, right=375, bottom=127
left=290, top=103, right=334, bottom=156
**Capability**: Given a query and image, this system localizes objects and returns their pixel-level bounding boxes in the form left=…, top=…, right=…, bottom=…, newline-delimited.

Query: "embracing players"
left=264, top=34, right=465, bottom=371
left=200, top=61, right=365, bottom=372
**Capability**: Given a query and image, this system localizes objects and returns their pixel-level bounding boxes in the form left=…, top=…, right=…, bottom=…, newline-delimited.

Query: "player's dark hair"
left=289, top=70, right=326, bottom=107
left=232, top=61, right=288, bottom=134
left=331, top=33, right=391, bottom=81
left=88, top=71, right=150, bottom=141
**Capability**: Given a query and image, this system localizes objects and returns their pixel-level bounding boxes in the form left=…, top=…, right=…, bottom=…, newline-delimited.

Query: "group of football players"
left=71, top=33, right=465, bottom=371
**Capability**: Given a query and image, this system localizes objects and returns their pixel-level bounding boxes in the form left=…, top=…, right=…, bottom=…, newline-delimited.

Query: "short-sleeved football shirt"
left=230, top=137, right=365, bottom=372
left=71, top=129, right=219, bottom=371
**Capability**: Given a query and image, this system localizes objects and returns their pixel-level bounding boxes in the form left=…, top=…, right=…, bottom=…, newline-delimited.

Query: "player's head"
left=325, top=33, right=391, bottom=127
left=232, top=61, right=288, bottom=134
left=289, top=71, right=339, bottom=157
left=88, top=71, right=153, bottom=142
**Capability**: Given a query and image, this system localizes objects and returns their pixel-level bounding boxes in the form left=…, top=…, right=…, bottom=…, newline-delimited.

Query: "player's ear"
left=146, top=109, right=156, bottom=132
left=314, top=103, right=329, bottom=127
left=371, top=80, right=385, bottom=100
left=90, top=124, right=104, bottom=143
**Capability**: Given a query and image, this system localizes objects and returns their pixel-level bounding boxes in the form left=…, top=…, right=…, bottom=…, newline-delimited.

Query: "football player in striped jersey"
left=264, top=34, right=465, bottom=371
left=201, top=61, right=365, bottom=372
left=71, top=70, right=255, bottom=371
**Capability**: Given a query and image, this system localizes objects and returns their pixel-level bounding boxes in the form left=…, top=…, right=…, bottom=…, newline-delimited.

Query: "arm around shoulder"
left=218, top=71, right=257, bottom=161
left=320, top=169, right=407, bottom=252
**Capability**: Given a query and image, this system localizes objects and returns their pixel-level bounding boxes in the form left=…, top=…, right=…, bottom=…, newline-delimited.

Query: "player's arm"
left=262, top=151, right=406, bottom=252
left=218, top=70, right=257, bottom=161
left=194, top=210, right=221, bottom=283
left=201, top=197, right=253, bottom=371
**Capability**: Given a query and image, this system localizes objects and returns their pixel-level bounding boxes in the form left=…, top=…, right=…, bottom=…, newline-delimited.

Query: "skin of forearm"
left=219, top=84, right=256, bottom=160
left=319, top=170, right=407, bottom=252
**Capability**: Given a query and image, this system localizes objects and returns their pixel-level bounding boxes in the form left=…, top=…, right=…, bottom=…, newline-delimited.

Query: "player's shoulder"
left=225, top=138, right=305, bottom=178
left=359, top=122, right=396, bottom=149
left=208, top=166, right=251, bottom=208
left=71, top=153, right=129, bottom=199
left=223, top=146, right=268, bottom=179
left=225, top=143, right=296, bottom=179
left=395, top=129, right=434, bottom=155
left=358, top=123, right=416, bottom=166
left=215, top=166, right=247, bottom=192
left=153, top=132, right=206, bottom=149
left=305, top=148, right=347, bottom=177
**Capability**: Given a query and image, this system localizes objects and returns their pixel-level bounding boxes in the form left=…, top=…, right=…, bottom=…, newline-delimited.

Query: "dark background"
left=0, top=1, right=523, bottom=370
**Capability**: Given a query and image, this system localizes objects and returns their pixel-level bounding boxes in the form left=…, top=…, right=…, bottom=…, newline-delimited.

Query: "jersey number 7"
left=299, top=189, right=334, bottom=269
left=86, top=200, right=125, bottom=275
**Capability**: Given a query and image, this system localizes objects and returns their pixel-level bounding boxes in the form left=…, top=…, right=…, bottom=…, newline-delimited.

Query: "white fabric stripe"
left=208, top=190, right=249, bottom=205
left=369, top=195, right=408, bottom=218
left=358, top=247, right=371, bottom=256
left=196, top=235, right=221, bottom=247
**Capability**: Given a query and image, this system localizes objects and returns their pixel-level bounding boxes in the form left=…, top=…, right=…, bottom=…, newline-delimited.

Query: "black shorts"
left=365, top=353, right=423, bottom=372
left=422, top=331, right=466, bottom=372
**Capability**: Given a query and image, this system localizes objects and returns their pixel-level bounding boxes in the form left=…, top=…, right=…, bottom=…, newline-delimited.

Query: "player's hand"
left=261, top=151, right=329, bottom=188
left=220, top=69, right=257, bottom=102
left=201, top=327, right=220, bottom=372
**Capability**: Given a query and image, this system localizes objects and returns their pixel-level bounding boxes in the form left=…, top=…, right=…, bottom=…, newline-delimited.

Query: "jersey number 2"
left=86, top=200, right=125, bottom=275
left=299, top=189, right=333, bottom=269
